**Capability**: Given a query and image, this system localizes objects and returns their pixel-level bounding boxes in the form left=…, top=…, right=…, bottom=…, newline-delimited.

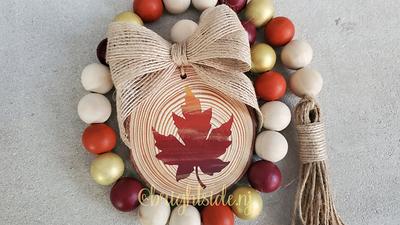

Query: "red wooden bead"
left=110, top=178, right=144, bottom=212
left=201, top=204, right=234, bottom=225
left=255, top=71, right=287, bottom=101
left=96, top=39, right=108, bottom=66
left=218, top=0, right=246, bottom=13
left=264, top=17, right=295, bottom=46
left=82, top=124, right=117, bottom=154
left=247, top=160, right=282, bottom=193
left=241, top=20, right=257, bottom=45
left=133, top=0, right=163, bottom=22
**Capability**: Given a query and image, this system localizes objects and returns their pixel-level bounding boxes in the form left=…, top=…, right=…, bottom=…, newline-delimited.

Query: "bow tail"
left=192, top=66, right=263, bottom=130
left=114, top=65, right=177, bottom=147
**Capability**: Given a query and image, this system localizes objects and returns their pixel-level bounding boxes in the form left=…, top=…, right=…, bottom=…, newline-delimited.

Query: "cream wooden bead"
left=163, top=0, right=191, bottom=14
left=170, top=20, right=198, bottom=43
left=290, top=67, right=323, bottom=97
left=255, top=130, right=288, bottom=163
left=281, top=40, right=313, bottom=69
left=77, top=93, right=111, bottom=124
left=192, top=0, right=218, bottom=11
left=169, top=205, right=201, bottom=225
left=139, top=195, right=170, bottom=225
left=81, top=63, right=113, bottom=94
left=260, top=101, right=291, bottom=131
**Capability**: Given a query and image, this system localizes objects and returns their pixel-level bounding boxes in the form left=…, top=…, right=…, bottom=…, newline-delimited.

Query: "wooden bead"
left=192, top=0, right=218, bottom=11
left=289, top=67, right=323, bottom=97
left=244, top=0, right=274, bottom=27
left=163, top=0, right=191, bottom=14
left=110, top=177, right=143, bottom=211
left=81, top=63, right=113, bottom=94
left=255, top=71, right=286, bottom=101
left=218, top=0, right=246, bottom=13
left=231, top=186, right=263, bottom=220
left=281, top=40, right=313, bottom=69
left=96, top=39, right=108, bottom=66
left=134, top=0, right=164, bottom=22
left=77, top=93, right=111, bottom=124
left=90, top=152, right=124, bottom=186
left=250, top=43, right=276, bottom=73
left=82, top=124, right=117, bottom=154
left=113, top=11, right=143, bottom=25
left=201, top=204, right=234, bottom=225
left=139, top=195, right=171, bottom=225
left=241, top=20, right=257, bottom=45
left=169, top=205, right=201, bottom=225
left=247, top=160, right=282, bottom=193
left=255, top=130, right=288, bottom=163
left=170, top=19, right=198, bottom=43
left=260, top=101, right=291, bottom=131
left=265, top=17, right=295, bottom=46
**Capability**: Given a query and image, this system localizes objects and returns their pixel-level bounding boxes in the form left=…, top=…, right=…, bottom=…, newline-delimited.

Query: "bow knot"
left=106, top=5, right=262, bottom=146
left=171, top=42, right=189, bottom=67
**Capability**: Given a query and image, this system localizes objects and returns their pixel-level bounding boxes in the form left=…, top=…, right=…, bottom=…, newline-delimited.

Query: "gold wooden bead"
left=231, top=186, right=263, bottom=220
left=113, top=11, right=143, bottom=25
left=245, top=0, right=274, bottom=27
left=251, top=43, right=276, bottom=73
left=90, top=152, right=124, bottom=186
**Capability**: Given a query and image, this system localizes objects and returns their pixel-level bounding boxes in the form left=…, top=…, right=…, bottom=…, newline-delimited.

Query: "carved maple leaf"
left=152, top=87, right=233, bottom=189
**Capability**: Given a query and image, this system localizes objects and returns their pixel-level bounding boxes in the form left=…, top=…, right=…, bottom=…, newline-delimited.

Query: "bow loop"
left=106, top=5, right=262, bottom=146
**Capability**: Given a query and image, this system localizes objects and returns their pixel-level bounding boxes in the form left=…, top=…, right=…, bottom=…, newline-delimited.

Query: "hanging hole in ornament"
left=180, top=73, right=187, bottom=79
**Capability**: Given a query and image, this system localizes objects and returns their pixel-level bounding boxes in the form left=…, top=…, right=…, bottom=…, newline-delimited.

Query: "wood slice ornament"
left=130, top=72, right=255, bottom=201
left=106, top=5, right=261, bottom=202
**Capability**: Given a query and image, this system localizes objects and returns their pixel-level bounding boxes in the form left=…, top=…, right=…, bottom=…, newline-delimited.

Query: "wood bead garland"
left=75, top=2, right=348, bottom=225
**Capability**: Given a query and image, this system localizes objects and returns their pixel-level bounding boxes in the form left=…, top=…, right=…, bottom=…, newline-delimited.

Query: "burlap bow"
left=106, top=5, right=262, bottom=146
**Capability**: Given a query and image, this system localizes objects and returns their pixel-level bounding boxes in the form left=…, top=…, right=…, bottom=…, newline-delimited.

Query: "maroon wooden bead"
left=96, top=39, right=108, bottom=66
left=110, top=177, right=144, bottom=212
left=218, top=0, right=246, bottom=13
left=247, top=160, right=282, bottom=193
left=241, top=20, right=257, bottom=45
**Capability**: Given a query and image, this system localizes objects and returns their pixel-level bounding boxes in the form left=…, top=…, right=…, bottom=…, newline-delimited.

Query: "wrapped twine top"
left=106, top=5, right=262, bottom=146
left=295, top=96, right=328, bottom=163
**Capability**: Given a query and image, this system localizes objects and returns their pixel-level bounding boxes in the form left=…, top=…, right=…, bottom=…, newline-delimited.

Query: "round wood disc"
left=129, top=70, right=255, bottom=202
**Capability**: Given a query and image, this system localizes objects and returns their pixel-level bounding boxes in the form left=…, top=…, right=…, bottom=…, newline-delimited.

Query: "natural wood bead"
left=281, top=40, right=313, bottom=69
left=290, top=67, right=323, bottom=97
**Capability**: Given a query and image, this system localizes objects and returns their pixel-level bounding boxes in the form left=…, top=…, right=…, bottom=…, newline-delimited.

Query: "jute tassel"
left=291, top=96, right=345, bottom=225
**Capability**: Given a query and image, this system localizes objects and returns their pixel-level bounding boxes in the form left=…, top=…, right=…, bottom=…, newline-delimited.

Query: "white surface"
left=0, top=0, right=399, bottom=225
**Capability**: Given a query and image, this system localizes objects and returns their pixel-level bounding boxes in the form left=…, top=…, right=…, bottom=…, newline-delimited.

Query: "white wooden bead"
left=170, top=20, right=198, bottom=43
left=139, top=195, right=170, bottom=225
left=169, top=205, right=201, bottom=225
left=255, top=130, right=288, bottom=163
left=81, top=63, right=113, bottom=94
left=192, top=0, right=218, bottom=11
left=290, top=67, right=323, bottom=97
left=77, top=93, right=111, bottom=124
left=260, top=101, right=291, bottom=131
left=281, top=40, right=313, bottom=69
left=163, top=0, right=191, bottom=14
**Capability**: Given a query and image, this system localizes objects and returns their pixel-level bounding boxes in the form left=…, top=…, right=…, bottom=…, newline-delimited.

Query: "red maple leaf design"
left=152, top=87, right=233, bottom=189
